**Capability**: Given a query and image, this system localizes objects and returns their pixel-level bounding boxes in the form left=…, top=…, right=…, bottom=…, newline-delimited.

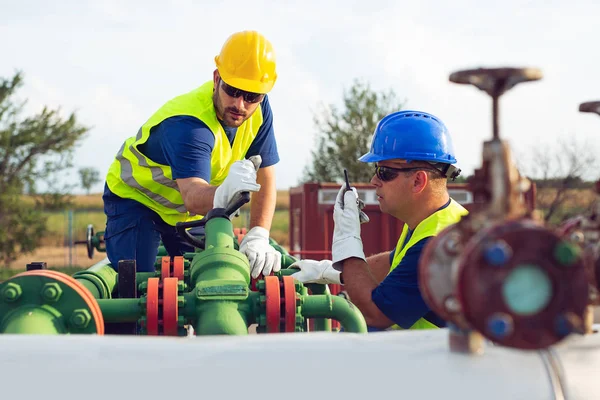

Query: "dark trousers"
left=103, top=192, right=198, bottom=272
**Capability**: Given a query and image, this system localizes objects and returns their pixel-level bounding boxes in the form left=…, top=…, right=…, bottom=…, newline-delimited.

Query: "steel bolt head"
left=2, top=282, right=23, bottom=302
left=483, top=240, right=513, bottom=266
left=554, top=312, right=583, bottom=337
left=487, top=313, right=514, bottom=339
left=69, top=309, right=92, bottom=329
left=554, top=241, right=579, bottom=266
left=256, top=281, right=266, bottom=292
left=41, top=283, right=63, bottom=303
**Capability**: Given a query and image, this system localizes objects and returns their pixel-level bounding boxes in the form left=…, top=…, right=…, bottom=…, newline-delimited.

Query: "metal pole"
left=492, top=95, right=499, bottom=140
left=68, top=209, right=73, bottom=267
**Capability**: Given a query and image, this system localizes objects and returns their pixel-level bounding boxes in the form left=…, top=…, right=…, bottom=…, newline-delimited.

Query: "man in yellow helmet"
left=291, top=111, right=468, bottom=331
left=102, top=31, right=281, bottom=279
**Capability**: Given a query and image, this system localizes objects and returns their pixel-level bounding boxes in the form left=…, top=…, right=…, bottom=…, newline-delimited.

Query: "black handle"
left=344, top=169, right=351, bottom=190
left=175, top=191, right=251, bottom=248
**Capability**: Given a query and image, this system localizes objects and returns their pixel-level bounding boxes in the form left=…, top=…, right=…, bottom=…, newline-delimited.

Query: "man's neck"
left=402, top=193, right=450, bottom=230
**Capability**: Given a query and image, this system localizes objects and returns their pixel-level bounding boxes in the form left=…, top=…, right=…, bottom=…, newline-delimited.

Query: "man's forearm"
left=249, top=166, right=276, bottom=230
left=178, top=178, right=218, bottom=216
left=342, top=258, right=394, bottom=329
left=366, top=251, right=393, bottom=283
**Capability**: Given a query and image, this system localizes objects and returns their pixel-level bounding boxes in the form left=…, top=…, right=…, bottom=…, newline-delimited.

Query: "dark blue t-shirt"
left=104, top=95, right=279, bottom=200
left=370, top=200, right=451, bottom=330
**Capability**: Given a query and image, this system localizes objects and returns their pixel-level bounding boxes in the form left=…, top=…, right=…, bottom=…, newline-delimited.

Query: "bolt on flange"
left=2, top=283, right=23, bottom=303
left=41, top=283, right=63, bottom=303
left=69, top=309, right=92, bottom=329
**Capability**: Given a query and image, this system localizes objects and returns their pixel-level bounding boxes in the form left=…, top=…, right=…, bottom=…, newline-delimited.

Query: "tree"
left=0, top=71, right=90, bottom=266
left=302, top=79, right=405, bottom=183
left=516, top=137, right=599, bottom=224
left=78, top=167, right=100, bottom=195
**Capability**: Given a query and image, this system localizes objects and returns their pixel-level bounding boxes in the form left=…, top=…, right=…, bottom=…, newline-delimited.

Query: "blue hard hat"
left=359, top=110, right=458, bottom=165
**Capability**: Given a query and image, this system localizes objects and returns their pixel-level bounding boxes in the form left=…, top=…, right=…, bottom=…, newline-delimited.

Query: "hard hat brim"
left=358, top=152, right=386, bottom=163
left=359, top=152, right=458, bottom=165
left=219, top=73, right=275, bottom=95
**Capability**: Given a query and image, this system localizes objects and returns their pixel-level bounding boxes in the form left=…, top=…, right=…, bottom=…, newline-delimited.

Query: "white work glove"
left=213, top=156, right=262, bottom=210
left=239, top=226, right=282, bottom=279
left=289, top=259, right=341, bottom=285
left=332, top=185, right=366, bottom=268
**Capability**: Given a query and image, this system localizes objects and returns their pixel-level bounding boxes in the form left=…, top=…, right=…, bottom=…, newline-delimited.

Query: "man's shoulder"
left=155, top=116, right=215, bottom=147
left=260, top=94, right=273, bottom=115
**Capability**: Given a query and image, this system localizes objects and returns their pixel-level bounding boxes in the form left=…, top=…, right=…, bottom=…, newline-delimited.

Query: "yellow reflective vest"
left=388, top=198, right=468, bottom=330
left=106, top=80, right=264, bottom=226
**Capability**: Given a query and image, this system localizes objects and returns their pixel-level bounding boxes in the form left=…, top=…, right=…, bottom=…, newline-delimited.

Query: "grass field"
left=6, top=191, right=291, bottom=271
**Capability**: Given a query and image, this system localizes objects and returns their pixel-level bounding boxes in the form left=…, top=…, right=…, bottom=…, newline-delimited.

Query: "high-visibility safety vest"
left=106, top=80, right=264, bottom=226
left=388, top=198, right=468, bottom=330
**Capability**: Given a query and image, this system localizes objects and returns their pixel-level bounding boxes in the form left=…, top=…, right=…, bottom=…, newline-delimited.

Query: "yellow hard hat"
left=214, top=30, right=277, bottom=94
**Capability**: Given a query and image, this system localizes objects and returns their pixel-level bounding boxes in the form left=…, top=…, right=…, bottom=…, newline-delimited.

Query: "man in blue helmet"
left=291, top=110, right=468, bottom=331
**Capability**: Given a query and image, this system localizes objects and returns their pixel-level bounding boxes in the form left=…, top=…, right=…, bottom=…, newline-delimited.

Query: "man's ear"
left=412, top=171, right=429, bottom=194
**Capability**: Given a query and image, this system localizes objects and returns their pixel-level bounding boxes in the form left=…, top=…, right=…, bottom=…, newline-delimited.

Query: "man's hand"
left=332, top=185, right=366, bottom=268
left=213, top=156, right=262, bottom=210
left=239, top=226, right=282, bottom=279
left=289, top=259, right=341, bottom=285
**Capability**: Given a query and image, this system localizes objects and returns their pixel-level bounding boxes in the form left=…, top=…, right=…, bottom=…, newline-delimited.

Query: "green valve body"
left=190, top=218, right=252, bottom=335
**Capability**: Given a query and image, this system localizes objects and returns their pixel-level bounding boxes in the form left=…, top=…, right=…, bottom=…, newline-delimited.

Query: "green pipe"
left=184, top=217, right=253, bottom=335
left=182, top=292, right=197, bottom=319
left=1, top=306, right=65, bottom=334
left=97, top=299, right=142, bottom=323
left=136, top=272, right=155, bottom=286
left=194, top=302, right=249, bottom=335
left=157, top=245, right=168, bottom=256
left=275, top=271, right=333, bottom=331
left=73, top=260, right=118, bottom=299
left=301, top=295, right=367, bottom=333
left=278, top=268, right=297, bottom=276
left=304, top=284, right=332, bottom=332
left=190, top=218, right=250, bottom=285
left=76, top=278, right=103, bottom=299
left=205, top=218, right=235, bottom=249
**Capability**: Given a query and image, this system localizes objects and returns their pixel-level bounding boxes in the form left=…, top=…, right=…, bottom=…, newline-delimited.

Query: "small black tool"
left=344, top=169, right=351, bottom=190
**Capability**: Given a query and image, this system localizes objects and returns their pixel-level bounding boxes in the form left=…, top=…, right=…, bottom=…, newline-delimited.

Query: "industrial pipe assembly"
left=418, top=67, right=591, bottom=353
left=0, top=193, right=368, bottom=336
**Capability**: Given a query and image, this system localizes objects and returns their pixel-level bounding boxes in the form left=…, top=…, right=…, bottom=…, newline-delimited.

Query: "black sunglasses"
left=375, top=164, right=442, bottom=182
left=220, top=80, right=265, bottom=103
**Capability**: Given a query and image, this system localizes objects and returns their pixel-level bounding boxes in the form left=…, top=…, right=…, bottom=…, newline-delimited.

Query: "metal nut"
left=69, top=309, right=92, bottom=329
left=41, top=282, right=63, bottom=303
left=2, top=282, right=23, bottom=302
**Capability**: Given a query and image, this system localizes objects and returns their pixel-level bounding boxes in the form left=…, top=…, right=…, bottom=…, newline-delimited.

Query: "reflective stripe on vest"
left=106, top=80, right=263, bottom=226
left=387, top=198, right=469, bottom=330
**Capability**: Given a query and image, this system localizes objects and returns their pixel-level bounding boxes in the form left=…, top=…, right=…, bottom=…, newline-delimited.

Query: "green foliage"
left=0, top=71, right=90, bottom=266
left=302, top=79, right=405, bottom=184
left=78, top=167, right=101, bottom=195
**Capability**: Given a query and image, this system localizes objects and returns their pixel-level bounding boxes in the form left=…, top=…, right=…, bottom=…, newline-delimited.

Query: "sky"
left=2, top=0, right=600, bottom=193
